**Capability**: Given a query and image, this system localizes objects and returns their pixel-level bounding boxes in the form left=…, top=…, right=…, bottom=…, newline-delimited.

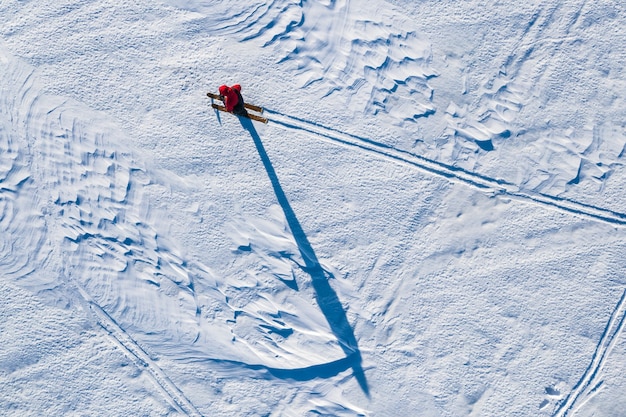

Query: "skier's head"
left=219, top=85, right=229, bottom=95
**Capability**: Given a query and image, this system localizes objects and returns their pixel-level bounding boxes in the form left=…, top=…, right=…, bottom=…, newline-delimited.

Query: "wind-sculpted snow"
left=436, top=1, right=626, bottom=198
left=331, top=23, right=437, bottom=124
left=0, top=48, right=349, bottom=384
left=179, top=0, right=438, bottom=125
left=0, top=62, right=48, bottom=288
left=180, top=0, right=626, bottom=201
left=3, top=0, right=626, bottom=416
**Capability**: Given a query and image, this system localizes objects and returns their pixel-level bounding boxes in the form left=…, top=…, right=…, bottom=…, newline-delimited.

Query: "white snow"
left=1, top=0, right=626, bottom=416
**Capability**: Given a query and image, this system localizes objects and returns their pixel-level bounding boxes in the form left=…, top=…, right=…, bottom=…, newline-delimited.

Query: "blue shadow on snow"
left=239, top=116, right=370, bottom=397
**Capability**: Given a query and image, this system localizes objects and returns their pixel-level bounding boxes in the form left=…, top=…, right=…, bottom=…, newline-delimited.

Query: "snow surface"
left=1, top=0, right=626, bottom=416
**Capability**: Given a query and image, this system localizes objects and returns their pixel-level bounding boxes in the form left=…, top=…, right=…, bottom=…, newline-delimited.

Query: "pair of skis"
left=207, top=92, right=268, bottom=124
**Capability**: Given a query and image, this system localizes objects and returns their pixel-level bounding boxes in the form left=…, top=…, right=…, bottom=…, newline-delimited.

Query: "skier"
left=218, top=84, right=247, bottom=116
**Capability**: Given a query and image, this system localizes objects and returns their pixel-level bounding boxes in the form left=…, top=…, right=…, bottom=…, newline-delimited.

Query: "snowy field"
left=1, top=0, right=626, bottom=416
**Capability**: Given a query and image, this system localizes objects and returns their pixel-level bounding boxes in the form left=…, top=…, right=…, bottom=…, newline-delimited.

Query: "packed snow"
left=1, top=0, right=626, bottom=416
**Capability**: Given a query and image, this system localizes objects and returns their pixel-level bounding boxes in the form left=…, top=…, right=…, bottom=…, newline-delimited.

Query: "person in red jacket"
left=218, top=84, right=247, bottom=116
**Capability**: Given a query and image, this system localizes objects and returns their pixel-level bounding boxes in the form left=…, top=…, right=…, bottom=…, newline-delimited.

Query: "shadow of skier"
left=239, top=117, right=370, bottom=398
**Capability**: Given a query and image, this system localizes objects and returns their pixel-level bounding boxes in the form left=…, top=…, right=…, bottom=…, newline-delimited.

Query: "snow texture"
left=1, top=0, right=626, bottom=416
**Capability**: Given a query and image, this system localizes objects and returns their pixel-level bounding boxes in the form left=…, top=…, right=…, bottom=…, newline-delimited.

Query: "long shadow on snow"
left=239, top=117, right=370, bottom=397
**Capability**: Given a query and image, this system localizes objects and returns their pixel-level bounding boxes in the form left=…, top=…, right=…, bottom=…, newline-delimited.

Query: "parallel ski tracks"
left=267, top=110, right=626, bottom=227
left=75, top=286, right=203, bottom=417
left=553, top=288, right=626, bottom=417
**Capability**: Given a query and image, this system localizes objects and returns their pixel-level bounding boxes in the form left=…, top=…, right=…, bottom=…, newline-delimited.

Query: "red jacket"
left=218, top=84, right=242, bottom=112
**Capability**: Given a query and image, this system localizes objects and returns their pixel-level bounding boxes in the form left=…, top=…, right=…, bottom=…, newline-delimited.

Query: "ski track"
left=553, top=288, right=626, bottom=417
left=267, top=110, right=626, bottom=227
left=77, top=285, right=203, bottom=417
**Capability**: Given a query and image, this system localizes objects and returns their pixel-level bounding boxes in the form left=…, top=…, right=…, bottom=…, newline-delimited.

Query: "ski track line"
left=75, top=285, right=203, bottom=417
left=553, top=288, right=626, bottom=417
left=267, top=111, right=626, bottom=227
